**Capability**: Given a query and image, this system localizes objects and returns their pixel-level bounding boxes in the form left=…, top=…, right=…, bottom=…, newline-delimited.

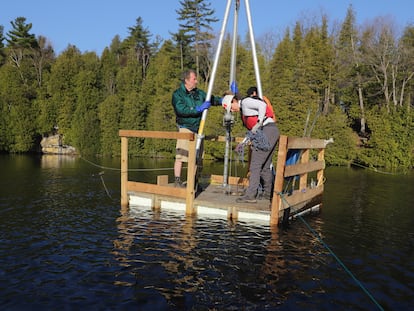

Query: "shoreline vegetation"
left=0, top=2, right=413, bottom=172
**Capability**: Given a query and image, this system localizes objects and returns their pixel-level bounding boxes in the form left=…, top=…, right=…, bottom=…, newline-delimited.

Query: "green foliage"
left=0, top=63, right=37, bottom=152
left=143, top=40, right=181, bottom=157
left=358, top=108, right=414, bottom=171
left=311, top=105, right=358, bottom=166
left=120, top=91, right=145, bottom=157
left=68, top=53, right=103, bottom=155
left=1, top=8, right=414, bottom=171
left=48, top=46, right=83, bottom=137
left=6, top=17, right=38, bottom=49
left=99, top=94, right=122, bottom=156
left=176, top=0, right=219, bottom=80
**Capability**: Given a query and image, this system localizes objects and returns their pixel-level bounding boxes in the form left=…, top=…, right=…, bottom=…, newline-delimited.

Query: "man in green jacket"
left=171, top=69, right=219, bottom=187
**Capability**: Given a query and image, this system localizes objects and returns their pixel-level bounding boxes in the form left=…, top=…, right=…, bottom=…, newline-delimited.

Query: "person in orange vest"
left=222, top=91, right=280, bottom=203
left=246, top=86, right=277, bottom=123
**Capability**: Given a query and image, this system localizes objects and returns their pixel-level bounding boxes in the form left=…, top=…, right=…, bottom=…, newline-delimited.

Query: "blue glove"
left=196, top=101, right=211, bottom=113
left=230, top=81, right=238, bottom=94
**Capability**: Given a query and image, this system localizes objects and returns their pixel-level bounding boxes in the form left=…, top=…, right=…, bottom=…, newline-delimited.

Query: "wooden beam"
left=284, top=160, right=325, bottom=178
left=280, top=185, right=324, bottom=210
left=119, top=130, right=194, bottom=140
left=210, top=174, right=249, bottom=186
left=127, top=181, right=186, bottom=198
left=157, top=175, right=169, bottom=186
left=287, top=137, right=327, bottom=149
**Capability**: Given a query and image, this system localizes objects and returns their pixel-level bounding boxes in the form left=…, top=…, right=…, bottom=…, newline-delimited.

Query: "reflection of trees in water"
left=112, top=207, right=199, bottom=303
left=40, top=154, right=77, bottom=169
left=260, top=219, right=328, bottom=302
left=112, top=204, right=330, bottom=307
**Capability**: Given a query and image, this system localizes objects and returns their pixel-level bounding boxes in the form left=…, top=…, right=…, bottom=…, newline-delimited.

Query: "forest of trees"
left=0, top=1, right=413, bottom=171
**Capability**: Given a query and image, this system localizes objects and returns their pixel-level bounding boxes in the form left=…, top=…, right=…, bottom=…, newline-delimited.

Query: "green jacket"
left=172, top=82, right=218, bottom=133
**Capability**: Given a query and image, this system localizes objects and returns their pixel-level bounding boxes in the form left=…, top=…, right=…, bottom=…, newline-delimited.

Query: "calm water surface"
left=0, top=154, right=413, bottom=310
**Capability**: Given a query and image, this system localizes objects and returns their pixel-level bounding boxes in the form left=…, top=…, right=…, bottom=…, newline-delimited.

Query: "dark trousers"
left=245, top=123, right=280, bottom=198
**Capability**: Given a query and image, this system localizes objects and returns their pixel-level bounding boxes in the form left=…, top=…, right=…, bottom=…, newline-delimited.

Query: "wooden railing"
left=270, top=135, right=330, bottom=226
left=119, top=130, right=197, bottom=215
left=119, top=130, right=330, bottom=226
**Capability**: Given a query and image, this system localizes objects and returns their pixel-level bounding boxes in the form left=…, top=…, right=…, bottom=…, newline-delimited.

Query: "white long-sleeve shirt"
left=240, top=97, right=275, bottom=126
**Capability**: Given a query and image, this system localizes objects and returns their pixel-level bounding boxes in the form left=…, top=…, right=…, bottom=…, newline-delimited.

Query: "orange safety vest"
left=263, top=96, right=277, bottom=122
left=241, top=96, right=276, bottom=130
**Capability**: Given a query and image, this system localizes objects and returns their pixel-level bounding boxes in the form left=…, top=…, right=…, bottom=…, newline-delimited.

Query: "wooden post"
left=299, top=149, right=309, bottom=190
left=157, top=175, right=169, bottom=186
left=317, top=149, right=325, bottom=186
left=270, top=135, right=288, bottom=226
left=185, top=139, right=196, bottom=215
left=120, top=137, right=128, bottom=207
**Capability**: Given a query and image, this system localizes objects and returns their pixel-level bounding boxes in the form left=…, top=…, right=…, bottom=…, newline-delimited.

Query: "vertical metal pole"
left=223, top=0, right=240, bottom=189
left=229, top=0, right=239, bottom=86
left=244, top=0, right=263, bottom=98
left=196, top=0, right=232, bottom=153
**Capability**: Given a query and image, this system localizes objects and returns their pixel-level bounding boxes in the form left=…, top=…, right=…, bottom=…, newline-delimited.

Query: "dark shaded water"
left=0, top=154, right=413, bottom=310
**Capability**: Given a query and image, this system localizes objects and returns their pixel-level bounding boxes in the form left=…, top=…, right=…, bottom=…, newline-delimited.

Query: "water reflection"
left=112, top=201, right=339, bottom=309
left=40, top=154, right=77, bottom=169
left=1, top=155, right=413, bottom=310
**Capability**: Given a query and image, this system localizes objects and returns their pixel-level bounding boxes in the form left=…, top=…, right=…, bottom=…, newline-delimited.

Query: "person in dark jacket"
left=171, top=69, right=219, bottom=187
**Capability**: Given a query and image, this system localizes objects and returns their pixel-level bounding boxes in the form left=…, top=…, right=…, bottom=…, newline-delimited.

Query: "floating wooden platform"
left=128, top=178, right=323, bottom=224
left=120, top=130, right=332, bottom=227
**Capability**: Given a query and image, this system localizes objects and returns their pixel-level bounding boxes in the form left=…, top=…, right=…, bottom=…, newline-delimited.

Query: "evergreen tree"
left=0, top=63, right=37, bottom=152
left=176, top=0, right=218, bottom=82
left=304, top=16, right=336, bottom=117
left=99, top=94, right=122, bottom=156
left=120, top=90, right=144, bottom=156
left=100, top=47, right=119, bottom=96
left=69, top=52, right=102, bottom=155
left=360, top=108, right=414, bottom=171
left=171, top=29, right=193, bottom=71
left=6, top=17, right=38, bottom=49
left=48, top=45, right=83, bottom=142
left=5, top=17, right=39, bottom=86
left=0, top=25, right=6, bottom=65
left=143, top=40, right=181, bottom=157
left=268, top=24, right=311, bottom=136
left=122, top=17, right=153, bottom=80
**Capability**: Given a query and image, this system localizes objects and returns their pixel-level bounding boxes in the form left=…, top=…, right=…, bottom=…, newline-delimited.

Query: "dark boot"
left=174, top=177, right=185, bottom=188
left=236, top=195, right=257, bottom=203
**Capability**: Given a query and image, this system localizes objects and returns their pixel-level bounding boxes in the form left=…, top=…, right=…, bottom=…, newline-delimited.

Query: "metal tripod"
left=195, top=0, right=264, bottom=190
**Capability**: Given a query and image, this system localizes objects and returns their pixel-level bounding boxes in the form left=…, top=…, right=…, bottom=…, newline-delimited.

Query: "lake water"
left=0, top=154, right=413, bottom=310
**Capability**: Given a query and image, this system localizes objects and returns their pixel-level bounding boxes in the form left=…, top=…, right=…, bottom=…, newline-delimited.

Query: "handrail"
left=119, top=130, right=197, bottom=215
left=270, top=135, right=331, bottom=226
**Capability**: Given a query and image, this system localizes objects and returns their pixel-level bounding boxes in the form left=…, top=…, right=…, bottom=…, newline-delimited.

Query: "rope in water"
left=350, top=161, right=399, bottom=175
left=80, top=156, right=178, bottom=200
left=278, top=192, right=384, bottom=311
left=80, top=156, right=176, bottom=172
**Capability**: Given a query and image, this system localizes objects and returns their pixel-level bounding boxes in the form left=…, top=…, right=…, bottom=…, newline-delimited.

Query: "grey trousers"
left=245, top=123, right=280, bottom=198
